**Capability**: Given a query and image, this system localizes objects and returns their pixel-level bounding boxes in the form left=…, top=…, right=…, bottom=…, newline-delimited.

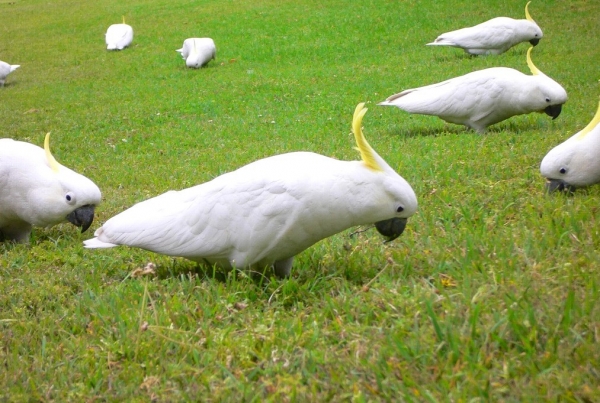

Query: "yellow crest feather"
left=526, top=47, right=541, bottom=76
left=525, top=1, right=534, bottom=22
left=44, top=133, right=61, bottom=173
left=352, top=103, right=382, bottom=172
left=122, top=15, right=126, bottom=24
left=576, top=97, right=600, bottom=140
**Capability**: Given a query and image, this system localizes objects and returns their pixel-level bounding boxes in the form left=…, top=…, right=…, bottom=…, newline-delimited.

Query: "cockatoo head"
left=524, top=1, right=543, bottom=46
left=185, top=40, right=201, bottom=68
left=352, top=103, right=418, bottom=242
left=540, top=98, right=600, bottom=193
left=526, top=47, right=567, bottom=120
left=35, top=133, right=102, bottom=231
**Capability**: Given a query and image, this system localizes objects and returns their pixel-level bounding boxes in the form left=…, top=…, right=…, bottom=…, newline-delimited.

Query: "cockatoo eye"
left=545, top=98, right=551, bottom=103
left=396, top=206, right=404, bottom=213
left=65, top=192, right=76, bottom=205
left=559, top=168, right=567, bottom=174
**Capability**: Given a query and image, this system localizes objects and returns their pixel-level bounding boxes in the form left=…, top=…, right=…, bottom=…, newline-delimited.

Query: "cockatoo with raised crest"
left=0, top=134, right=102, bottom=242
left=105, top=16, right=134, bottom=50
left=84, top=103, right=418, bottom=277
left=0, top=61, right=20, bottom=87
left=427, top=2, right=543, bottom=55
left=540, top=98, right=600, bottom=192
left=378, top=47, right=567, bottom=133
left=176, top=38, right=216, bottom=68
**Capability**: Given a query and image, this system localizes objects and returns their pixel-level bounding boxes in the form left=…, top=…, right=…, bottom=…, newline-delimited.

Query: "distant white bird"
left=105, top=16, right=134, bottom=50
left=540, top=98, right=600, bottom=192
left=0, top=134, right=102, bottom=243
left=378, top=47, right=567, bottom=133
left=176, top=38, right=216, bottom=68
left=427, top=2, right=543, bottom=55
left=0, top=61, right=20, bottom=87
left=84, top=103, right=418, bottom=278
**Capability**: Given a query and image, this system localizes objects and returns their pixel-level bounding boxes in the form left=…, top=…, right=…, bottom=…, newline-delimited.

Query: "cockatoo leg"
left=273, top=257, right=294, bottom=278
left=0, top=222, right=33, bottom=243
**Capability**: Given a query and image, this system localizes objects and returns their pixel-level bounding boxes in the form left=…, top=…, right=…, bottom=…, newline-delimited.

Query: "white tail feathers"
left=83, top=237, right=118, bottom=249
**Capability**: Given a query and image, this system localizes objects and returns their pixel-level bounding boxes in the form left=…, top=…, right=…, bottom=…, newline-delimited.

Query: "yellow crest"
left=526, top=47, right=541, bottom=76
left=576, top=97, right=600, bottom=140
left=122, top=15, right=126, bottom=24
left=525, top=1, right=535, bottom=23
left=353, top=103, right=383, bottom=172
left=44, top=133, right=61, bottom=173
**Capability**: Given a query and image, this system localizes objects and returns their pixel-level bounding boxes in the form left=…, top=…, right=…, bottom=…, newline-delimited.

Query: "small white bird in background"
left=176, top=38, right=216, bottom=68
left=0, top=61, right=20, bottom=87
left=105, top=16, right=134, bottom=50
left=0, top=134, right=102, bottom=243
left=540, top=98, right=600, bottom=193
left=84, top=103, right=418, bottom=278
left=378, top=47, right=567, bottom=133
left=427, top=2, right=543, bottom=55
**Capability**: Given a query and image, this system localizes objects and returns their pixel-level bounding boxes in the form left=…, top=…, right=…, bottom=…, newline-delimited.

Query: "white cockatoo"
left=427, top=2, right=543, bottom=55
left=378, top=47, right=567, bottom=133
left=84, top=103, right=418, bottom=277
left=105, top=16, right=134, bottom=50
left=540, top=98, right=600, bottom=192
left=0, top=134, right=102, bottom=243
left=0, top=61, right=20, bottom=87
left=176, top=38, right=216, bottom=68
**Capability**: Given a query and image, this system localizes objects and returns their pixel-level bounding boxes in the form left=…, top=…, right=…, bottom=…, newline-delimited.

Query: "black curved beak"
left=66, top=204, right=96, bottom=233
left=374, top=217, right=408, bottom=243
left=545, top=178, right=575, bottom=194
left=544, top=104, right=562, bottom=120
left=529, top=38, right=540, bottom=46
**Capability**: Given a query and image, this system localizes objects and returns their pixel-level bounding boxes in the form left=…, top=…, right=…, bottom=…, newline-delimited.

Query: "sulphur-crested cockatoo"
left=176, top=38, right=216, bottom=68
left=540, top=98, right=600, bottom=192
left=427, top=2, right=543, bottom=55
left=378, top=47, right=567, bottom=133
left=0, top=61, right=20, bottom=87
left=0, top=134, right=102, bottom=243
left=84, top=103, right=418, bottom=277
left=105, top=16, right=134, bottom=50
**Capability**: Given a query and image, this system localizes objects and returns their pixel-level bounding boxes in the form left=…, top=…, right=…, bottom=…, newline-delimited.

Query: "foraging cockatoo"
left=0, top=61, right=20, bottom=87
left=427, top=2, right=543, bottom=55
left=176, top=38, right=216, bottom=68
left=540, top=98, right=600, bottom=192
left=378, top=47, right=567, bottom=133
left=84, top=103, right=418, bottom=277
left=0, top=134, right=102, bottom=242
left=105, top=16, right=134, bottom=50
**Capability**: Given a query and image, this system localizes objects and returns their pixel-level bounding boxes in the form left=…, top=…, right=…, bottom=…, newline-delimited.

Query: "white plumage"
left=0, top=134, right=102, bottom=243
left=176, top=38, right=216, bottom=68
left=84, top=104, right=418, bottom=277
left=427, top=2, right=543, bottom=55
left=105, top=17, right=134, bottom=50
left=540, top=98, right=600, bottom=192
left=0, top=61, right=20, bottom=87
left=378, top=47, right=567, bottom=133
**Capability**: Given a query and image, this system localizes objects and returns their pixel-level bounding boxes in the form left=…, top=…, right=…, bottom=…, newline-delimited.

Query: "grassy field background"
left=1, top=0, right=600, bottom=400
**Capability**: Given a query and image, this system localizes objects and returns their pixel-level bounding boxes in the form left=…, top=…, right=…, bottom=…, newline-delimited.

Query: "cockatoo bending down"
left=427, top=2, right=543, bottom=55
left=540, top=98, right=600, bottom=193
left=0, top=134, right=102, bottom=243
left=176, top=38, right=216, bottom=68
left=105, top=16, right=134, bottom=50
left=0, top=61, right=20, bottom=87
left=378, top=47, right=567, bottom=133
left=84, top=103, right=418, bottom=278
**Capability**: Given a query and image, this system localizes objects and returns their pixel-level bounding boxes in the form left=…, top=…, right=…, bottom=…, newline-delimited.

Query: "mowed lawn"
left=1, top=0, right=599, bottom=401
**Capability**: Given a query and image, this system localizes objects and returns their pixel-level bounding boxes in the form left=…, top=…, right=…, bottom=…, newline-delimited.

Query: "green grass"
left=1, top=0, right=600, bottom=400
